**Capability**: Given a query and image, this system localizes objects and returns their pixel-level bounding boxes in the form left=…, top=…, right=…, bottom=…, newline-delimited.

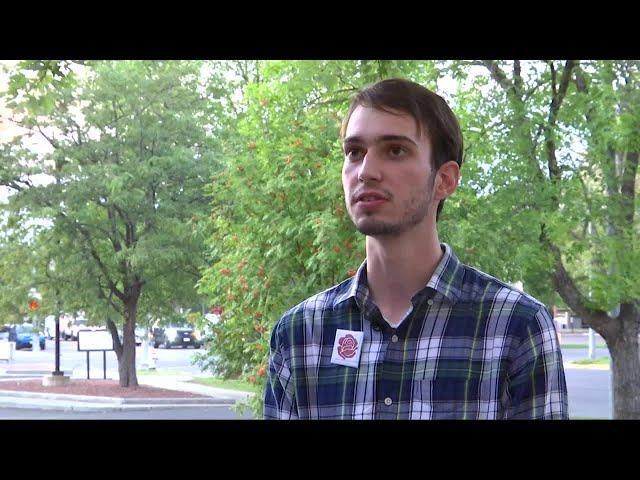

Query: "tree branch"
left=74, top=221, right=125, bottom=302
left=481, top=60, right=516, bottom=97
left=523, top=77, right=547, bottom=101
left=550, top=60, right=577, bottom=124
left=96, top=281, right=124, bottom=315
left=577, top=169, right=595, bottom=237
left=513, top=60, right=523, bottom=92
left=547, top=60, right=558, bottom=98
left=112, top=203, right=132, bottom=226
left=543, top=61, right=578, bottom=183
left=105, top=205, right=123, bottom=253
left=539, top=224, right=612, bottom=333
left=5, top=178, right=34, bottom=192
left=36, top=126, right=61, bottom=150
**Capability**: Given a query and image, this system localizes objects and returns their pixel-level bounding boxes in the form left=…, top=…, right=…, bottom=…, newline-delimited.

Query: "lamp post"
left=42, top=259, right=70, bottom=387
left=52, top=298, right=63, bottom=377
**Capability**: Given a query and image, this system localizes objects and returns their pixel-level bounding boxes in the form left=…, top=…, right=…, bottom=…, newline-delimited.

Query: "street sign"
left=77, top=329, right=113, bottom=380
left=77, top=329, right=114, bottom=351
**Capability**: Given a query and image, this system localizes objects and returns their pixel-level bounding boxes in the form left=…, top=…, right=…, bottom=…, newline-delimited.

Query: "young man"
left=264, top=78, right=568, bottom=419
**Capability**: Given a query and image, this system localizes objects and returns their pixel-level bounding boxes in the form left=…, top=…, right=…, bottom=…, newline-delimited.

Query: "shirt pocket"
left=412, top=369, right=483, bottom=420
left=313, top=360, right=356, bottom=408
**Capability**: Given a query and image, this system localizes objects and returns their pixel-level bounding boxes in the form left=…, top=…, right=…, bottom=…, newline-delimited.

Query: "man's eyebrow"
left=343, top=135, right=418, bottom=146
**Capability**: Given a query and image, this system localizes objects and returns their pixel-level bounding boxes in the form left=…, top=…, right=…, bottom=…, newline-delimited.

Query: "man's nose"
left=357, top=152, right=382, bottom=182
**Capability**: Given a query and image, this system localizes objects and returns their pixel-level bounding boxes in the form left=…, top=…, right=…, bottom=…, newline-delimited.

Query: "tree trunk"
left=118, top=297, right=139, bottom=388
left=604, top=314, right=640, bottom=419
left=107, top=285, right=142, bottom=388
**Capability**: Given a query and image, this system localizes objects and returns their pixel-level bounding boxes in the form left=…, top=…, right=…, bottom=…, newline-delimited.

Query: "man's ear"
left=435, top=161, right=460, bottom=201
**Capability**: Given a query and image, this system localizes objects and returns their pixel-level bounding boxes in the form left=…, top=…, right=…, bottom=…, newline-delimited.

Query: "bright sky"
left=0, top=61, right=17, bottom=204
left=0, top=60, right=57, bottom=204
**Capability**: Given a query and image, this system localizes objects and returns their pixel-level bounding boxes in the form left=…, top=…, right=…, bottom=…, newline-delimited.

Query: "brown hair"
left=341, top=78, right=463, bottom=220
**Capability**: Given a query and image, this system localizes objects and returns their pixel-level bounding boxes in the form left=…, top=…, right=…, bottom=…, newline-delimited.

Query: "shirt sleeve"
left=263, top=320, right=299, bottom=420
left=504, top=306, right=569, bottom=419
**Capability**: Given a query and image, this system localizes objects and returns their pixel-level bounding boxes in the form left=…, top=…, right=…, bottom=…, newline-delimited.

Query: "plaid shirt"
left=264, top=244, right=568, bottom=420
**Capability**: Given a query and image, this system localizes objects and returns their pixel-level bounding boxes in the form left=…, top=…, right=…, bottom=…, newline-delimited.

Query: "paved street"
left=566, top=368, right=611, bottom=419
left=1, top=338, right=205, bottom=378
left=0, top=406, right=254, bottom=419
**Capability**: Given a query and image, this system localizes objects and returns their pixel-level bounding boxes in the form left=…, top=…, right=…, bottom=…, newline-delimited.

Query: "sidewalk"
left=0, top=364, right=253, bottom=412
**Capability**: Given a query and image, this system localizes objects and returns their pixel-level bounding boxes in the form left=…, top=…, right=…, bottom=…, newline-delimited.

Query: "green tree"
left=452, top=60, right=639, bottom=418
left=196, top=60, right=438, bottom=414
left=0, top=215, right=75, bottom=340
left=0, top=210, right=45, bottom=326
left=1, top=60, right=219, bottom=386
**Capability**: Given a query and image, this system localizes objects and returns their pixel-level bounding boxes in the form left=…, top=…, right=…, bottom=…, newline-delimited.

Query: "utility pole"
left=588, top=328, right=596, bottom=360
left=42, top=259, right=70, bottom=387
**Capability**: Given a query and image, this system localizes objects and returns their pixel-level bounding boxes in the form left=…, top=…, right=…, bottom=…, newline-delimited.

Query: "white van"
left=44, top=315, right=57, bottom=339
left=70, top=319, right=88, bottom=341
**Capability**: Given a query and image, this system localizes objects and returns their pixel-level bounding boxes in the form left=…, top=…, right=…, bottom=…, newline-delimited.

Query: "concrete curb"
left=0, top=398, right=236, bottom=412
left=0, top=387, right=240, bottom=411
left=0, top=389, right=235, bottom=405
left=0, top=369, right=256, bottom=411
left=0, top=370, right=52, bottom=376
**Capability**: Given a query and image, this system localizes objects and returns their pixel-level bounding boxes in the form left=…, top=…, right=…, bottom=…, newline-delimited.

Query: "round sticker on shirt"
left=331, top=329, right=364, bottom=368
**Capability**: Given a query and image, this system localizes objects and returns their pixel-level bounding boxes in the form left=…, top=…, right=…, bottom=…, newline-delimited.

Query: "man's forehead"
left=344, top=105, right=423, bottom=141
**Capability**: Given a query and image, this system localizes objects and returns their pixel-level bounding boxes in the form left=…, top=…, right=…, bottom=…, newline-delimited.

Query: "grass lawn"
left=571, top=357, right=610, bottom=366
left=561, top=344, right=607, bottom=349
left=136, top=368, right=261, bottom=394
left=189, top=376, right=261, bottom=394
left=137, top=368, right=189, bottom=376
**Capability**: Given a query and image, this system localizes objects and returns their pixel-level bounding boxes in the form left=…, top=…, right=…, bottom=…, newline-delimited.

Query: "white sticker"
left=331, top=329, right=364, bottom=368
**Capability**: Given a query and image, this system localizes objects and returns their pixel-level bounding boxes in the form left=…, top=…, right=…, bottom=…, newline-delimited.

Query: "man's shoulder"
left=275, top=277, right=355, bottom=329
left=459, top=262, right=548, bottom=315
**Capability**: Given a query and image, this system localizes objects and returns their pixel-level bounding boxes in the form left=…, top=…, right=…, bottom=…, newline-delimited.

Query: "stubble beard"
left=348, top=173, right=436, bottom=237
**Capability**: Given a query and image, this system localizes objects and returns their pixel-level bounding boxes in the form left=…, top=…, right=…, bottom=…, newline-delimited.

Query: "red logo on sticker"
left=337, top=334, right=358, bottom=359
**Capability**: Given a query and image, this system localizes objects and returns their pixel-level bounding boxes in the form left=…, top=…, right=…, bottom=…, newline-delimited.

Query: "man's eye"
left=389, top=145, right=406, bottom=157
left=346, top=148, right=363, bottom=160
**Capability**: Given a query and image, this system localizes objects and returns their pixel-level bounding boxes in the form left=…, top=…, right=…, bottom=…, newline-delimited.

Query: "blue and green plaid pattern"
left=264, top=244, right=568, bottom=419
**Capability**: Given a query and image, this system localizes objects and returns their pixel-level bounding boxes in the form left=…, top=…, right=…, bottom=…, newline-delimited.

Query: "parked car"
left=69, top=319, right=89, bottom=341
left=14, top=323, right=46, bottom=350
left=135, top=327, right=146, bottom=346
left=0, top=325, right=17, bottom=342
left=43, top=315, right=64, bottom=340
left=152, top=325, right=201, bottom=349
left=117, top=327, right=145, bottom=346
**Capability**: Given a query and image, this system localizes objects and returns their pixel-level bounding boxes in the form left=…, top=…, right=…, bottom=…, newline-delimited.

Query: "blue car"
left=14, top=323, right=46, bottom=350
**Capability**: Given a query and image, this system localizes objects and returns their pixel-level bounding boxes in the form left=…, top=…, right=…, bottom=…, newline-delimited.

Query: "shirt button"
left=391, top=334, right=398, bottom=343
left=384, top=397, right=393, bottom=406
left=427, top=299, right=434, bottom=306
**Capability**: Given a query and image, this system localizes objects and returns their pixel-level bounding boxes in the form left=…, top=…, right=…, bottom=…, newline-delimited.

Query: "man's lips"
left=352, top=191, right=389, bottom=203
left=352, top=190, right=389, bottom=209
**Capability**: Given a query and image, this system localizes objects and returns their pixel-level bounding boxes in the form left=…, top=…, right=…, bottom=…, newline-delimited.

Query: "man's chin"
left=354, top=220, right=400, bottom=237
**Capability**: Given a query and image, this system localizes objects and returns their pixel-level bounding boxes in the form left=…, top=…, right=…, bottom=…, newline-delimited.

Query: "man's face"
left=342, top=105, right=438, bottom=237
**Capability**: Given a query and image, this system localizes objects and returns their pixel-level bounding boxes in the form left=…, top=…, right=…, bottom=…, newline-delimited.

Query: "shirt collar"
left=333, top=243, right=464, bottom=308
left=333, top=258, right=367, bottom=307
left=425, top=243, right=463, bottom=305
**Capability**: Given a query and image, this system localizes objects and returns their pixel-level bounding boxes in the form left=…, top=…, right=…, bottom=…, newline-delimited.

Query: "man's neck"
left=365, top=227, right=443, bottom=326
